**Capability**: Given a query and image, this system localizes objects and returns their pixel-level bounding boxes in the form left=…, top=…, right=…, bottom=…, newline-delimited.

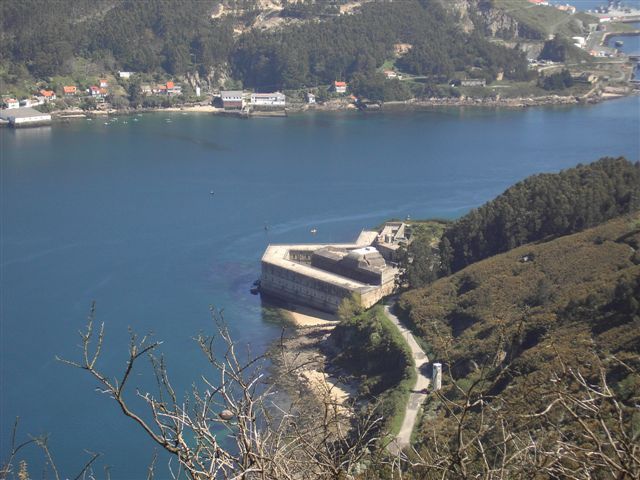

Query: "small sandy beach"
left=279, top=305, right=339, bottom=328
left=270, top=305, right=357, bottom=417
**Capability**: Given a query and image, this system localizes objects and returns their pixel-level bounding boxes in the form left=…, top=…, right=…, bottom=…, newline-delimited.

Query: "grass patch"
left=330, top=306, right=416, bottom=436
left=495, top=0, right=584, bottom=38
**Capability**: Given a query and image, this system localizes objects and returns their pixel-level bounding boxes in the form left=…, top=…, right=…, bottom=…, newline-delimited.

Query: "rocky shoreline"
left=267, top=308, right=359, bottom=420
left=44, top=89, right=638, bottom=124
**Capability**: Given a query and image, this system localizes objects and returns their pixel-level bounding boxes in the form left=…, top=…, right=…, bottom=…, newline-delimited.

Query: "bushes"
left=539, top=68, right=574, bottom=91
left=330, top=306, right=415, bottom=433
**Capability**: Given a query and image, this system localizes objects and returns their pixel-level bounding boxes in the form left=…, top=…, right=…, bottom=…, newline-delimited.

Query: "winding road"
left=383, top=304, right=431, bottom=455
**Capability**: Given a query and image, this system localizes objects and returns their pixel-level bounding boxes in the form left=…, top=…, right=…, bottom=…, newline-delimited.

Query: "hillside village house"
left=118, top=71, right=133, bottom=79
left=3, top=98, right=19, bottom=109
left=38, top=89, right=56, bottom=102
left=220, top=90, right=245, bottom=109
left=306, top=92, right=316, bottom=104
left=334, top=81, right=347, bottom=93
left=384, top=70, right=398, bottom=79
left=140, top=84, right=153, bottom=95
left=89, top=86, right=106, bottom=98
left=63, top=86, right=77, bottom=96
left=99, top=79, right=109, bottom=88
left=166, top=81, right=182, bottom=96
left=251, top=92, right=286, bottom=107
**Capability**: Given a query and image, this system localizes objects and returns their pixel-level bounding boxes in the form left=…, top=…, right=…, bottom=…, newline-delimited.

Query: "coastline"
left=43, top=89, right=640, bottom=124
left=269, top=307, right=357, bottom=419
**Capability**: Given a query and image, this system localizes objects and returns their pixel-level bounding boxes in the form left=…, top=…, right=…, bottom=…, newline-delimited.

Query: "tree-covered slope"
left=0, top=0, right=529, bottom=90
left=233, top=0, right=529, bottom=89
left=439, top=157, right=640, bottom=274
left=398, top=213, right=640, bottom=477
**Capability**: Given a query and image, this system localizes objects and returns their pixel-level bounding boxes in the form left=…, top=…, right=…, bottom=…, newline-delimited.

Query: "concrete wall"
left=261, top=261, right=396, bottom=313
left=360, top=279, right=395, bottom=308
left=288, top=249, right=314, bottom=263
left=261, top=262, right=353, bottom=313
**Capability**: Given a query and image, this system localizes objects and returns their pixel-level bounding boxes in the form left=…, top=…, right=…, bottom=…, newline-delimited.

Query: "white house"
left=251, top=92, right=286, bottom=107
left=306, top=92, right=316, bottom=104
left=3, top=98, right=19, bottom=109
left=118, top=71, right=133, bottom=79
left=334, top=81, right=347, bottom=93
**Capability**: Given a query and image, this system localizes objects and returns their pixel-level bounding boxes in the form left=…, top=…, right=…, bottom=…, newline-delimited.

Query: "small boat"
left=310, top=228, right=318, bottom=234
left=210, top=190, right=215, bottom=195
left=250, top=286, right=260, bottom=295
left=615, top=40, right=624, bottom=48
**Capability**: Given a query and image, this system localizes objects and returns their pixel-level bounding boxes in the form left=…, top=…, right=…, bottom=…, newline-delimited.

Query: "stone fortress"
left=260, top=222, right=411, bottom=313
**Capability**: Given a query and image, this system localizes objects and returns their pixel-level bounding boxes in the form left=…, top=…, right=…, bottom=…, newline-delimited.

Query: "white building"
left=0, top=107, right=51, bottom=127
left=220, top=91, right=245, bottom=109
left=306, top=92, right=316, bottom=104
left=195, top=86, right=201, bottom=97
left=572, top=36, right=586, bottom=48
left=334, top=81, right=347, bottom=93
left=432, top=363, right=442, bottom=391
left=251, top=92, right=286, bottom=107
left=118, top=71, right=133, bottom=79
left=3, top=98, right=19, bottom=109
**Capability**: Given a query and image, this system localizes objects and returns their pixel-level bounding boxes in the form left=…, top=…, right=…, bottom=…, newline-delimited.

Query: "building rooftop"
left=263, top=244, right=378, bottom=291
left=0, top=107, right=49, bottom=119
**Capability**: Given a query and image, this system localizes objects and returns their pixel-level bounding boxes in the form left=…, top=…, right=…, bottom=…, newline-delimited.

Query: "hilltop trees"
left=1, top=0, right=529, bottom=92
left=439, top=157, right=640, bottom=273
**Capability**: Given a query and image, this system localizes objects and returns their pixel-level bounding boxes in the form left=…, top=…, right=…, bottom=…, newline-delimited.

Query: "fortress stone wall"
left=260, top=225, right=407, bottom=313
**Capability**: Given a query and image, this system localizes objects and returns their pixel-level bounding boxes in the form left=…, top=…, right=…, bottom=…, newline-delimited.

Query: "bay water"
left=1, top=97, right=639, bottom=477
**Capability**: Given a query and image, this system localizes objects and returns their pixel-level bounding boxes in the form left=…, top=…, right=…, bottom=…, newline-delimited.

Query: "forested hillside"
left=398, top=214, right=640, bottom=478
left=233, top=1, right=529, bottom=89
left=0, top=0, right=529, bottom=91
left=0, top=0, right=235, bottom=79
left=438, top=157, right=640, bottom=274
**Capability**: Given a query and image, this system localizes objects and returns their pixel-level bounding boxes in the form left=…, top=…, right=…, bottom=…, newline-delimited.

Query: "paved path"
left=383, top=304, right=430, bottom=455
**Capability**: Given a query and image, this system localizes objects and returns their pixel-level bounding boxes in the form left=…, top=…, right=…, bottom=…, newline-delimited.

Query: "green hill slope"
left=439, top=157, right=640, bottom=274
left=398, top=213, right=640, bottom=476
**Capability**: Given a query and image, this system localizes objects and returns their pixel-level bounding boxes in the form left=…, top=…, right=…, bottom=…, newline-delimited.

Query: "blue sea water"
left=1, top=97, right=639, bottom=478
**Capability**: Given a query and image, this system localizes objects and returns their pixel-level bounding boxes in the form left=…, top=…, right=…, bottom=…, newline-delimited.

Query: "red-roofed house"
left=166, top=81, right=182, bottom=96
left=89, top=86, right=103, bottom=97
left=153, top=84, right=168, bottom=95
left=333, top=81, right=347, bottom=94
left=99, top=79, right=109, bottom=88
left=63, top=86, right=77, bottom=96
left=39, top=90, right=56, bottom=102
